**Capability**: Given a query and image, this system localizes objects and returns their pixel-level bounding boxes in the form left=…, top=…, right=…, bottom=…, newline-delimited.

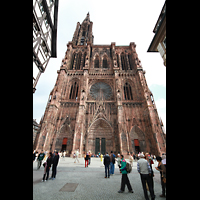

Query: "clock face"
left=90, top=82, right=112, bottom=100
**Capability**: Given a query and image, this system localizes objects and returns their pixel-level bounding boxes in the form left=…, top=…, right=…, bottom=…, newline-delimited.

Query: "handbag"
left=161, top=171, right=166, bottom=183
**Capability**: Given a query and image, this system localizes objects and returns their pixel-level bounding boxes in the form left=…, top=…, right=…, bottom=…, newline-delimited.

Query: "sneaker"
left=128, top=190, right=134, bottom=193
left=118, top=190, right=124, bottom=193
left=52, top=178, right=55, bottom=180
left=41, top=180, right=44, bottom=182
left=44, top=180, right=46, bottom=182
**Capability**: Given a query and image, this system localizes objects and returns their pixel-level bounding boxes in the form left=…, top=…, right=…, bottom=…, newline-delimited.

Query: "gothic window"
left=70, top=53, right=75, bottom=69
left=128, top=54, right=133, bottom=70
left=124, top=82, right=133, bottom=100
left=116, top=53, right=119, bottom=68
left=103, top=56, right=108, bottom=68
left=75, top=52, right=82, bottom=70
left=69, top=81, right=79, bottom=100
left=82, top=52, right=87, bottom=68
left=94, top=55, right=99, bottom=68
left=121, top=52, right=128, bottom=71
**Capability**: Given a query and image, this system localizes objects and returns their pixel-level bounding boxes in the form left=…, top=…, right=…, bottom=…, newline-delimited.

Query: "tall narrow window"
left=103, top=56, right=108, bottom=68
left=70, top=53, right=75, bottom=69
left=121, top=52, right=128, bottom=71
left=124, top=82, right=133, bottom=100
left=94, top=55, right=99, bottom=68
left=82, top=52, right=87, bottom=68
left=69, top=81, right=79, bottom=100
left=128, top=54, right=133, bottom=70
left=116, top=53, right=119, bottom=68
left=75, top=52, right=82, bottom=70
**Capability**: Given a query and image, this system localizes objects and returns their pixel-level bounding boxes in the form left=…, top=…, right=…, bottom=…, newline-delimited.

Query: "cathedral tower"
left=36, top=13, right=166, bottom=156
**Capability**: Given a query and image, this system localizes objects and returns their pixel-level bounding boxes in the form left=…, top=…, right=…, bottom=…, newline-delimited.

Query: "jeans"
left=105, top=164, right=110, bottom=177
left=51, top=164, right=57, bottom=178
left=110, top=162, right=115, bottom=174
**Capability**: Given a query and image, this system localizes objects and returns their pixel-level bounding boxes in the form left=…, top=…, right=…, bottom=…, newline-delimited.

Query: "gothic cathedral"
left=36, top=13, right=166, bottom=156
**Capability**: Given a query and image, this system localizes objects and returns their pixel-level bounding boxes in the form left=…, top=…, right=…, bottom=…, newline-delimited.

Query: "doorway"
left=95, top=138, right=106, bottom=155
left=101, top=138, right=106, bottom=155
left=61, top=137, right=67, bottom=152
left=95, top=138, right=100, bottom=154
left=134, top=139, right=140, bottom=154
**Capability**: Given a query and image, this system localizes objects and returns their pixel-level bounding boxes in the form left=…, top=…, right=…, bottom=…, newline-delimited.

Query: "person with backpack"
left=118, top=155, right=134, bottom=193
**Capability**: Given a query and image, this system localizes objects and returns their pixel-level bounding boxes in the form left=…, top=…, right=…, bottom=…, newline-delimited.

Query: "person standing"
left=118, top=155, right=134, bottom=193
left=117, top=154, right=121, bottom=173
left=145, top=152, right=154, bottom=189
left=110, top=151, right=115, bottom=175
left=103, top=152, right=110, bottom=178
left=37, top=150, right=45, bottom=170
left=33, top=150, right=36, bottom=162
left=84, top=152, right=89, bottom=168
left=137, top=154, right=155, bottom=200
left=129, top=152, right=133, bottom=167
left=42, top=152, right=53, bottom=181
left=88, top=151, right=91, bottom=165
left=50, top=151, right=60, bottom=180
left=155, top=156, right=166, bottom=197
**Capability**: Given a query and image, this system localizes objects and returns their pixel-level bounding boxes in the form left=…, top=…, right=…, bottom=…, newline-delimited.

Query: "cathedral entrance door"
left=101, top=138, right=106, bottom=155
left=95, top=138, right=100, bottom=154
left=134, top=139, right=140, bottom=154
left=61, top=137, right=67, bottom=152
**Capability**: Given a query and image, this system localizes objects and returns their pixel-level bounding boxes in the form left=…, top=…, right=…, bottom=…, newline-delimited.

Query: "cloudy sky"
left=33, top=0, right=166, bottom=131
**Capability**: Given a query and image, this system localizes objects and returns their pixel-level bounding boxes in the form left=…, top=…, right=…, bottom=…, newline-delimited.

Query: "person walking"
left=137, top=153, right=155, bottom=200
left=42, top=152, right=53, bottom=181
left=74, top=149, right=79, bottom=163
left=118, top=155, right=134, bottom=193
left=103, top=152, right=110, bottom=178
left=50, top=151, right=60, bottom=180
left=37, top=150, right=45, bottom=170
left=84, top=152, right=89, bottom=168
left=155, top=156, right=166, bottom=197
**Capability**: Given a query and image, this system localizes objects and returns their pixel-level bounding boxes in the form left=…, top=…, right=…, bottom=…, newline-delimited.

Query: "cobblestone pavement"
left=33, top=157, right=166, bottom=200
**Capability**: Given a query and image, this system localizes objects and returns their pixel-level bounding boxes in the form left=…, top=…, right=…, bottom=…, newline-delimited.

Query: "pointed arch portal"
left=87, top=118, right=114, bottom=155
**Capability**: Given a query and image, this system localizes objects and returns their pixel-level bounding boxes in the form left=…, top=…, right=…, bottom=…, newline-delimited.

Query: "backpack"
left=126, top=162, right=132, bottom=173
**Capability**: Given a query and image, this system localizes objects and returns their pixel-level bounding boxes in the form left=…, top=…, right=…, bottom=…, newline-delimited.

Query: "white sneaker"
left=41, top=180, right=44, bottom=182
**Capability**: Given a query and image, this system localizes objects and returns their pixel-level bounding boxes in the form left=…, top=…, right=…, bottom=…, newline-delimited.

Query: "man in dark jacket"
left=103, top=152, right=110, bottom=178
left=50, top=151, right=59, bottom=180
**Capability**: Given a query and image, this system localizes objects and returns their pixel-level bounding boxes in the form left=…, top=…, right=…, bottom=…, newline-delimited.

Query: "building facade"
left=36, top=13, right=166, bottom=156
left=147, top=1, right=166, bottom=67
left=33, top=0, right=59, bottom=93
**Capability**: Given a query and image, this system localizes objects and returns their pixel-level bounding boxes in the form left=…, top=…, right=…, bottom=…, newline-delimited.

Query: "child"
left=84, top=152, right=89, bottom=167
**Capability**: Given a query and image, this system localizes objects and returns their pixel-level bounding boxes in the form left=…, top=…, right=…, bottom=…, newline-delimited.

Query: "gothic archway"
left=129, top=125, right=146, bottom=154
left=54, top=124, right=73, bottom=156
left=87, top=118, right=114, bottom=155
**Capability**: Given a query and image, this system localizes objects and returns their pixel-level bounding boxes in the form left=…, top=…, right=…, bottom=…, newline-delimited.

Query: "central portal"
left=95, top=138, right=106, bottom=155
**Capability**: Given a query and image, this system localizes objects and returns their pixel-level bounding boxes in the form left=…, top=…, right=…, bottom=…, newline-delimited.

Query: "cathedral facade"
left=36, top=13, right=166, bottom=156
